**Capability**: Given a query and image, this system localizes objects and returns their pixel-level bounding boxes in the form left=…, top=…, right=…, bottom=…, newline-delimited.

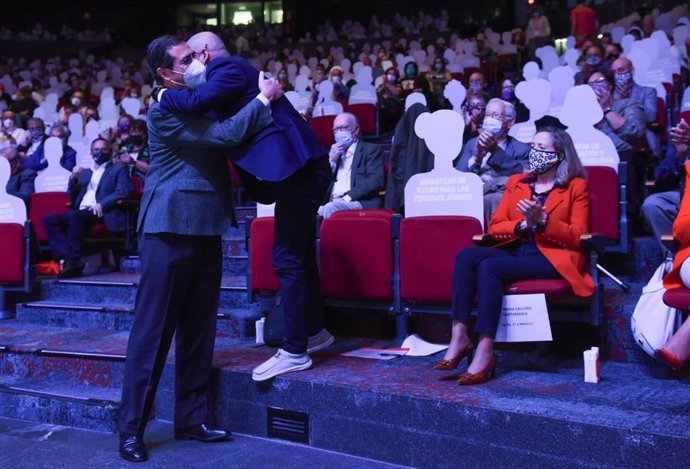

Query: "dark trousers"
left=451, top=245, right=560, bottom=338
left=269, top=156, right=331, bottom=354
left=43, top=209, right=100, bottom=261
left=118, top=233, right=222, bottom=435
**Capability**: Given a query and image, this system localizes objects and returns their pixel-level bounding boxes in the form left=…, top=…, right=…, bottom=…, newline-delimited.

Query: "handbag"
left=631, top=262, right=680, bottom=357
left=263, top=294, right=284, bottom=348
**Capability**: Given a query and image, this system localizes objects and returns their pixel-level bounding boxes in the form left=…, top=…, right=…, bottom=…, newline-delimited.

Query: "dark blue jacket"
left=69, top=161, right=133, bottom=232
left=21, top=138, right=78, bottom=172
left=159, top=56, right=325, bottom=183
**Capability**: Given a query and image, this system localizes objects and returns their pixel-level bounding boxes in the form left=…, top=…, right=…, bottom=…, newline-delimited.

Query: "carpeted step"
left=120, top=254, right=248, bottom=276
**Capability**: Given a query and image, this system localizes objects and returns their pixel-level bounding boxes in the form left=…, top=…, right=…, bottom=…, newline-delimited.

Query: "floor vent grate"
left=267, top=407, right=309, bottom=444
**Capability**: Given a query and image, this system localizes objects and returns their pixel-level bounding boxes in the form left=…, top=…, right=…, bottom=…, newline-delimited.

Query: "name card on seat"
left=495, top=294, right=552, bottom=343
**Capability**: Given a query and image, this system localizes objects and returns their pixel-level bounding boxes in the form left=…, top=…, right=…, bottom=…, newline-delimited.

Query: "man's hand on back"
left=258, top=71, right=284, bottom=102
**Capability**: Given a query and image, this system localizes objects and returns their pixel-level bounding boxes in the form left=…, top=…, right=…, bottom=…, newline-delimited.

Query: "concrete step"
left=120, top=254, right=248, bottom=276
left=38, top=273, right=251, bottom=310
left=0, top=376, right=119, bottom=432
left=16, top=301, right=263, bottom=337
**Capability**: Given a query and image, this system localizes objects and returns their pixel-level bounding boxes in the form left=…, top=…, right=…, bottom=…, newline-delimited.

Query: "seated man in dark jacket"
left=43, top=138, right=132, bottom=278
left=1, top=146, right=36, bottom=207
left=319, top=112, right=384, bottom=218
left=20, top=122, right=78, bottom=172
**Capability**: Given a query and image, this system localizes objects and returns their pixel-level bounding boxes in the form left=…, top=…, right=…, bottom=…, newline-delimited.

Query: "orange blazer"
left=663, top=161, right=690, bottom=289
left=489, top=174, right=595, bottom=297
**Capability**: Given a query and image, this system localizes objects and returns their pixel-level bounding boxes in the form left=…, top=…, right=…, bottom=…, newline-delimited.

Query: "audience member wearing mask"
left=1, top=146, right=36, bottom=208
left=21, top=122, right=77, bottom=172
left=43, top=137, right=132, bottom=279
left=456, top=98, right=530, bottom=224
left=428, top=56, right=453, bottom=111
left=604, top=43, right=622, bottom=63
left=574, top=46, right=605, bottom=84
left=110, top=114, right=135, bottom=150
left=18, top=118, right=47, bottom=167
left=11, top=85, right=39, bottom=122
left=0, top=110, right=27, bottom=148
left=376, top=66, right=404, bottom=132
left=467, top=72, right=487, bottom=93
left=587, top=69, right=645, bottom=210
left=319, top=112, right=383, bottom=218
left=328, top=66, right=350, bottom=102
left=473, top=36, right=496, bottom=62
left=117, top=119, right=149, bottom=182
left=277, top=67, right=294, bottom=92
left=526, top=6, right=552, bottom=59
left=461, top=90, right=489, bottom=143
left=497, top=78, right=529, bottom=123
left=400, top=61, right=429, bottom=98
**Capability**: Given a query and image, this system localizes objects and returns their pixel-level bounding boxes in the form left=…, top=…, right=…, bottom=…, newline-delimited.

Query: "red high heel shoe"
left=458, top=354, right=498, bottom=385
left=655, top=347, right=687, bottom=370
left=433, top=342, right=474, bottom=370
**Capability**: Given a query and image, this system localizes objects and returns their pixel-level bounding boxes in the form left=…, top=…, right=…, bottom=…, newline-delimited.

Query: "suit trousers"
left=118, top=233, right=222, bottom=435
left=451, top=245, right=560, bottom=338
left=272, top=156, right=331, bottom=354
left=43, top=209, right=100, bottom=261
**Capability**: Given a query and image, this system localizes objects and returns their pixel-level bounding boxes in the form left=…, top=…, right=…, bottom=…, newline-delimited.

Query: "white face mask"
left=71, top=97, right=82, bottom=107
left=183, top=59, right=207, bottom=89
left=2, top=118, right=13, bottom=128
left=482, top=116, right=503, bottom=136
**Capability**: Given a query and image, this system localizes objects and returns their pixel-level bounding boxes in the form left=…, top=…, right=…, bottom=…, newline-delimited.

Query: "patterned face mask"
left=529, top=148, right=561, bottom=175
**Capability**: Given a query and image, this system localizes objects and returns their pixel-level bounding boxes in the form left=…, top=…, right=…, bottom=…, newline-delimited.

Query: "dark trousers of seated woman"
left=451, top=244, right=561, bottom=338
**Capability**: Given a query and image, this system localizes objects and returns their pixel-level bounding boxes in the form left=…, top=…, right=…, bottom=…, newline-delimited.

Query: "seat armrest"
left=580, top=233, right=606, bottom=256
left=661, top=234, right=679, bottom=254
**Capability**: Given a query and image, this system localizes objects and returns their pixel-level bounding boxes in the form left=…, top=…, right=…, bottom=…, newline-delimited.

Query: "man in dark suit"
left=117, top=35, right=280, bottom=463
left=20, top=123, right=78, bottom=172
left=455, top=98, right=530, bottom=225
left=155, top=31, right=333, bottom=383
left=319, top=112, right=384, bottom=218
left=43, top=137, right=132, bottom=278
left=1, top=146, right=36, bottom=208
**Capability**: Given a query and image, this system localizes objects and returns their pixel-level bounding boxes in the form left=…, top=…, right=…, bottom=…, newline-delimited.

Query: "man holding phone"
left=455, top=98, right=530, bottom=224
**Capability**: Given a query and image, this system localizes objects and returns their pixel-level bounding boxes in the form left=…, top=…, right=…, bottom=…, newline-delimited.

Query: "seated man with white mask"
left=318, top=112, right=384, bottom=218
left=455, top=98, right=530, bottom=225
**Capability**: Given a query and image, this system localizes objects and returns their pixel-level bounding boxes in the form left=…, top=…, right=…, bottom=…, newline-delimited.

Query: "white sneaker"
left=307, top=329, right=335, bottom=354
left=252, top=349, right=313, bottom=382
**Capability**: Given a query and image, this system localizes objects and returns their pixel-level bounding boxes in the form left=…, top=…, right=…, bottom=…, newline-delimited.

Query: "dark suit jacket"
left=490, top=174, right=595, bottom=297
left=455, top=135, right=530, bottom=190
left=7, top=168, right=36, bottom=206
left=139, top=99, right=272, bottom=235
left=69, top=161, right=133, bottom=232
left=20, top=139, right=78, bottom=172
left=159, top=56, right=326, bottom=184
left=327, top=140, right=384, bottom=209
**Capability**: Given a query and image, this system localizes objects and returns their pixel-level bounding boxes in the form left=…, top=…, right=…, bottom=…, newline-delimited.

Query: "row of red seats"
left=246, top=165, right=626, bottom=338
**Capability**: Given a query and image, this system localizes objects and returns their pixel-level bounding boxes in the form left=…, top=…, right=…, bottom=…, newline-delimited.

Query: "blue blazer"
left=159, top=56, right=326, bottom=183
left=69, top=161, right=133, bottom=232
left=21, top=139, right=78, bottom=172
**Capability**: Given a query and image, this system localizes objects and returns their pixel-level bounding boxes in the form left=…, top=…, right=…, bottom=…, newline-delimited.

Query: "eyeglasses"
left=485, top=112, right=507, bottom=119
left=333, top=125, right=357, bottom=132
left=468, top=104, right=485, bottom=111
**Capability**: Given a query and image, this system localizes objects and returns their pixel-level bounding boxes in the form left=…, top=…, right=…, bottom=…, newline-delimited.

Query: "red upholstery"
left=450, top=73, right=464, bottom=83
left=504, top=279, right=574, bottom=299
left=250, top=217, right=280, bottom=292
left=585, top=166, right=619, bottom=241
left=310, top=115, right=336, bottom=148
left=227, top=161, right=242, bottom=188
left=87, top=223, right=110, bottom=238
left=479, top=60, right=495, bottom=84
left=662, top=82, right=674, bottom=101
left=320, top=209, right=395, bottom=300
left=29, top=192, right=70, bottom=244
left=400, top=216, right=482, bottom=303
left=344, top=103, right=377, bottom=136
left=663, top=287, right=690, bottom=310
left=131, top=176, right=144, bottom=200
left=0, top=223, right=24, bottom=284
left=681, top=111, right=690, bottom=124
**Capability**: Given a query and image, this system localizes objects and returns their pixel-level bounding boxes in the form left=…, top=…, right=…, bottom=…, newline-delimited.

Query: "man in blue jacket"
left=155, top=31, right=333, bottom=383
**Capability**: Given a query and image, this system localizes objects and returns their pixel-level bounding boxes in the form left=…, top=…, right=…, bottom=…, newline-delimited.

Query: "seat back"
left=28, top=191, right=70, bottom=244
left=248, top=216, right=280, bottom=293
left=400, top=216, right=482, bottom=303
left=585, top=166, right=620, bottom=242
left=0, top=223, right=25, bottom=284
left=320, top=209, right=396, bottom=300
left=310, top=115, right=336, bottom=148
left=344, top=103, right=378, bottom=138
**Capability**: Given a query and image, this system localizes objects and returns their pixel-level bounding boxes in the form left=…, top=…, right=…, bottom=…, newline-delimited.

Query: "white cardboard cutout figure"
left=120, top=97, right=141, bottom=118
left=405, top=92, right=427, bottom=111
left=611, top=26, right=626, bottom=44
left=535, top=46, right=560, bottom=78
left=628, top=49, right=667, bottom=100
left=312, top=80, right=343, bottom=117
left=404, top=110, right=484, bottom=229
left=443, top=80, right=466, bottom=114
left=99, top=97, right=119, bottom=122
left=34, top=137, right=71, bottom=193
left=348, top=66, right=376, bottom=104
left=561, top=85, right=619, bottom=171
left=547, top=66, right=575, bottom=118
left=67, top=113, right=84, bottom=144
left=509, top=64, right=551, bottom=144
left=0, top=158, right=26, bottom=224
left=562, top=49, right=580, bottom=71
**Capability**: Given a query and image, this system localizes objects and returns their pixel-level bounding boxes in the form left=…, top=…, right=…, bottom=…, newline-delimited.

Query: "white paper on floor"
left=400, top=333, right=448, bottom=357
left=341, top=347, right=409, bottom=360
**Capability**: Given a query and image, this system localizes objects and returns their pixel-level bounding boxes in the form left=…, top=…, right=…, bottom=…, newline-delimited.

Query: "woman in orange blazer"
left=434, top=127, right=595, bottom=384
left=658, top=119, right=690, bottom=369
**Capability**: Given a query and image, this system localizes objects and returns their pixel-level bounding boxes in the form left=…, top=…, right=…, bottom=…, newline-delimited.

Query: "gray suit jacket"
left=616, top=82, right=657, bottom=124
left=455, top=135, right=530, bottom=191
left=139, top=98, right=272, bottom=235
left=345, top=141, right=384, bottom=208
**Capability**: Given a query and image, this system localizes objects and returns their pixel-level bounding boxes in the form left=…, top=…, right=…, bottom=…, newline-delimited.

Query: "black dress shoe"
left=119, top=433, right=148, bottom=462
left=174, top=423, right=231, bottom=442
left=58, top=259, right=84, bottom=279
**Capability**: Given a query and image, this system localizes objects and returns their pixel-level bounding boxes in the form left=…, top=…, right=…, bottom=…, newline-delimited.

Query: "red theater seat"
left=310, top=115, right=337, bottom=148
left=29, top=192, right=70, bottom=244
left=504, top=279, right=574, bottom=300
left=663, top=288, right=690, bottom=311
left=0, top=222, right=35, bottom=315
left=585, top=166, right=620, bottom=243
left=247, top=216, right=280, bottom=296
left=400, top=216, right=482, bottom=305
left=344, top=103, right=378, bottom=138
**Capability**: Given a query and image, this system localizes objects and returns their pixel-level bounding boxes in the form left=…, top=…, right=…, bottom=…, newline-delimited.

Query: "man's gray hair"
left=486, top=98, right=516, bottom=119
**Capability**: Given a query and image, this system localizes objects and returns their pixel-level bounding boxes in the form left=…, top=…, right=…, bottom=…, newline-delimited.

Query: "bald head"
left=188, top=32, right=230, bottom=59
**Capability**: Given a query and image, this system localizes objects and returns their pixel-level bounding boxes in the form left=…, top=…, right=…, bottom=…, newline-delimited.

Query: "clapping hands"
left=517, top=197, right=547, bottom=228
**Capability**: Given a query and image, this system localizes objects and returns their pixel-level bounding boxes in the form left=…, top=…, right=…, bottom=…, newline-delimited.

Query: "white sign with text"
left=495, top=293, right=553, bottom=343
